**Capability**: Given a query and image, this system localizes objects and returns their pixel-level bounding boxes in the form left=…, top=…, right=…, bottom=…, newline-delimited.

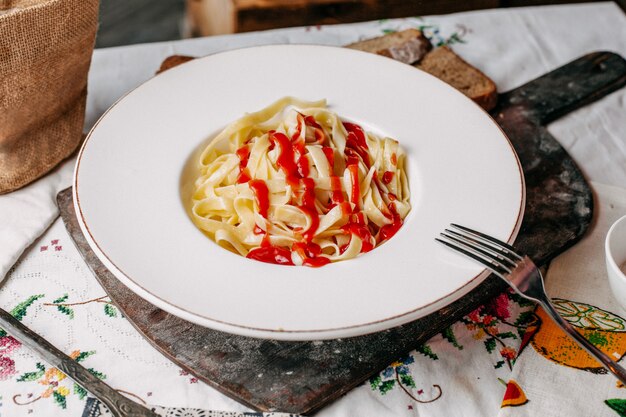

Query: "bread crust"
left=156, top=55, right=195, bottom=74
left=416, top=46, right=497, bottom=111
left=346, top=29, right=432, bottom=65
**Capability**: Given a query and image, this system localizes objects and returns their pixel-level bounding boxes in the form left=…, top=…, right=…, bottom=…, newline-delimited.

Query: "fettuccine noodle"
left=191, top=97, right=410, bottom=267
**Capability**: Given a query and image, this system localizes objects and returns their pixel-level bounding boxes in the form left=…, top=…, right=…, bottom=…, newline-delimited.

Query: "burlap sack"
left=0, top=0, right=98, bottom=194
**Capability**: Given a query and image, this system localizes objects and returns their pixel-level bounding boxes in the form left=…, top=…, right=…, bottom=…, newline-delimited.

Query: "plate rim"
left=74, top=44, right=526, bottom=340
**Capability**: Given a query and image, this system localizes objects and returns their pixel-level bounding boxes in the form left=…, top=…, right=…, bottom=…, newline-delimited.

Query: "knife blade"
left=0, top=306, right=159, bottom=417
left=0, top=307, right=300, bottom=417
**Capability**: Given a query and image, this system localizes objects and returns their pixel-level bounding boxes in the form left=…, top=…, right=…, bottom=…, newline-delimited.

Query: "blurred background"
left=96, top=0, right=624, bottom=48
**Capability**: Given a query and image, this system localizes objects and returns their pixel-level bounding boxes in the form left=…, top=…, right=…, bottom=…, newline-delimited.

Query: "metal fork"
left=437, top=223, right=626, bottom=384
left=0, top=307, right=159, bottom=417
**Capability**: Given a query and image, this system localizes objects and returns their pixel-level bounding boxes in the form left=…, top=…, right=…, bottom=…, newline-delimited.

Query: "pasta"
left=190, top=97, right=410, bottom=267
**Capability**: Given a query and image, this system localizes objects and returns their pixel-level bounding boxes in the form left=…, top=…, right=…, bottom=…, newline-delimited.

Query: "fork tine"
left=441, top=231, right=516, bottom=270
left=450, top=223, right=523, bottom=261
left=443, top=229, right=518, bottom=268
left=435, top=237, right=509, bottom=279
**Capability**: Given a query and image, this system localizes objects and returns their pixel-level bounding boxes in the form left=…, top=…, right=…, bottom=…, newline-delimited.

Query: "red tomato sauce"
left=242, top=120, right=403, bottom=267
left=246, top=246, right=294, bottom=265
left=379, top=203, right=403, bottom=241
left=248, top=179, right=270, bottom=219
left=382, top=171, right=394, bottom=184
left=236, top=145, right=252, bottom=184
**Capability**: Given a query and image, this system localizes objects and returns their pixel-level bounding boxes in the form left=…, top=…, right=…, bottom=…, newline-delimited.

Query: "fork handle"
left=0, top=307, right=159, bottom=417
left=538, top=299, right=626, bottom=384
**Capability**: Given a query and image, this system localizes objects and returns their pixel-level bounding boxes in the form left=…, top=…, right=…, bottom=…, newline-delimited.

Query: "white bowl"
left=74, top=45, right=525, bottom=340
left=606, top=215, right=626, bottom=310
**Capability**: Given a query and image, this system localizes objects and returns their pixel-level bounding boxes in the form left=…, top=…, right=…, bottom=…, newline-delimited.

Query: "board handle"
left=495, top=51, right=626, bottom=124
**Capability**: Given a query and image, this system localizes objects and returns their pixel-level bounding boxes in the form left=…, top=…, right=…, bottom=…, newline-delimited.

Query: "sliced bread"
left=346, top=28, right=432, bottom=65
left=156, top=55, right=195, bottom=74
left=415, top=46, right=497, bottom=111
left=156, top=42, right=497, bottom=111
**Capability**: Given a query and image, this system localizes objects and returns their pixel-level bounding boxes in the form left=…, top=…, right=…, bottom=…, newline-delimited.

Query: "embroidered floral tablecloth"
left=1, top=3, right=626, bottom=416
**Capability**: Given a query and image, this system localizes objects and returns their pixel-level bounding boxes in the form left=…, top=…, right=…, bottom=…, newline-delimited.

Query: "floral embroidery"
left=43, top=295, right=119, bottom=319
left=179, top=369, right=200, bottom=385
left=369, top=290, right=534, bottom=408
left=440, top=326, right=462, bottom=351
left=606, top=399, right=626, bottom=416
left=490, top=292, right=513, bottom=321
left=500, top=346, right=517, bottom=360
left=40, top=239, right=62, bottom=253
left=11, top=295, right=44, bottom=321
left=463, top=307, right=519, bottom=369
left=416, top=343, right=439, bottom=359
left=530, top=299, right=626, bottom=373
left=499, top=378, right=529, bottom=407
left=0, top=295, right=43, bottom=381
left=402, top=290, right=538, bottom=370
left=0, top=336, right=20, bottom=381
left=450, top=290, right=536, bottom=370
left=46, top=294, right=74, bottom=318
left=370, top=355, right=442, bottom=403
left=554, top=299, right=625, bottom=330
left=14, top=350, right=105, bottom=409
left=379, top=18, right=470, bottom=47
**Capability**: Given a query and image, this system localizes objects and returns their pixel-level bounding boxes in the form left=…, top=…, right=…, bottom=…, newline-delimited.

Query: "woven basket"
left=0, top=0, right=99, bottom=194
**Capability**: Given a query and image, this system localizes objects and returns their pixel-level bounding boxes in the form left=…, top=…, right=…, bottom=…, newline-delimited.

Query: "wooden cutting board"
left=58, top=50, right=626, bottom=414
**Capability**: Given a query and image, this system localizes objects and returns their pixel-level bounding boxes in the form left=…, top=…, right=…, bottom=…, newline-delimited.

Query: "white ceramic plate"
left=74, top=45, right=524, bottom=340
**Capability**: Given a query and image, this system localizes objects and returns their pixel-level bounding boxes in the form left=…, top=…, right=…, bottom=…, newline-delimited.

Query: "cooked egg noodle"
left=191, top=97, right=410, bottom=266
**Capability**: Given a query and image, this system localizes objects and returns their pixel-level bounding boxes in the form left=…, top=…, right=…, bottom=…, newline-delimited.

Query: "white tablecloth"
left=0, top=3, right=625, bottom=416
